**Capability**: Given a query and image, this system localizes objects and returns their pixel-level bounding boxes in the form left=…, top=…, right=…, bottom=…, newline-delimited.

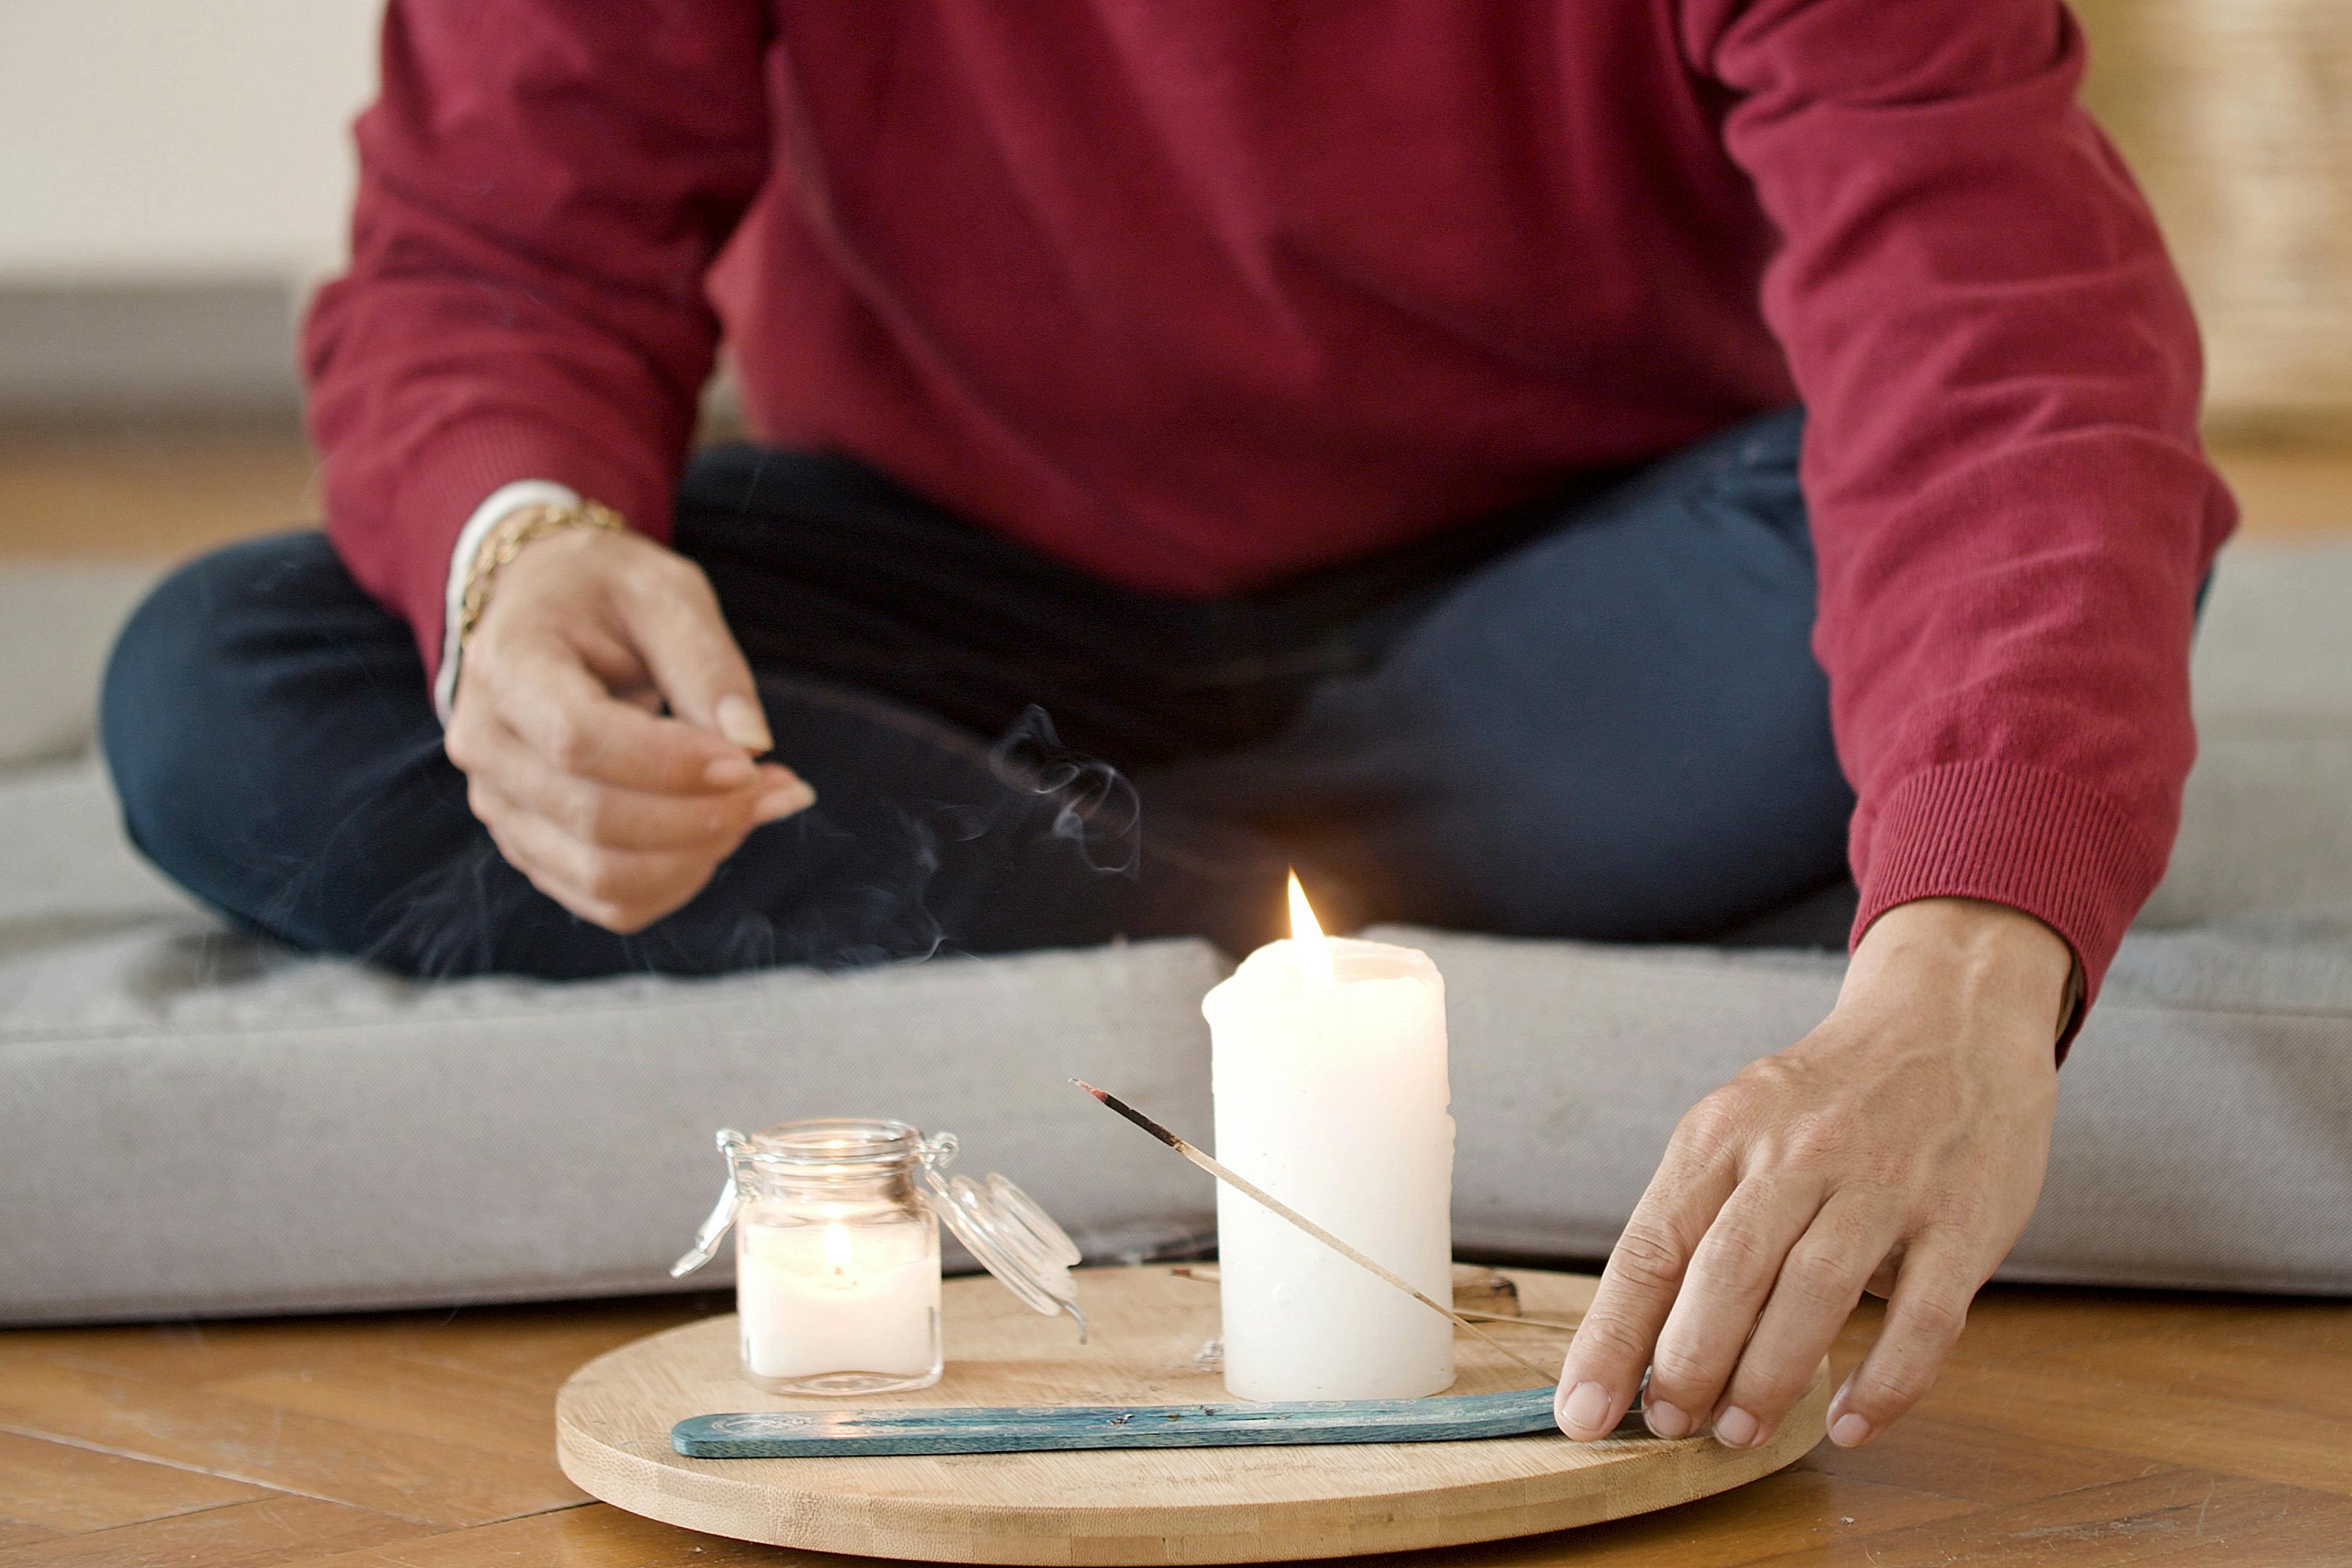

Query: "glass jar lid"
left=671, top=1122, right=1087, bottom=1340
left=925, top=1168, right=1085, bottom=1333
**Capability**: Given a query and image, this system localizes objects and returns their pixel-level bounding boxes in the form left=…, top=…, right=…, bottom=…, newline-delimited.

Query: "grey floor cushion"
left=1, top=547, right=2348, bottom=1322
left=0, top=563, right=162, bottom=774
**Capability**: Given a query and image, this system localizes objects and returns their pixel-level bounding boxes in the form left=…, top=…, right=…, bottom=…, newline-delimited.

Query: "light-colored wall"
left=0, top=0, right=381, bottom=285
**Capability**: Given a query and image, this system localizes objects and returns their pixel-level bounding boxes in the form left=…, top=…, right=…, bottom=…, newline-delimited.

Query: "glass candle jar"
left=729, top=1119, right=947, bottom=1395
left=671, top=1116, right=1088, bottom=1396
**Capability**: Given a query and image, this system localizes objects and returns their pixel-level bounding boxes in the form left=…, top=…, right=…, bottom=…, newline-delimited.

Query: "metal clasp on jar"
left=669, top=1127, right=755, bottom=1279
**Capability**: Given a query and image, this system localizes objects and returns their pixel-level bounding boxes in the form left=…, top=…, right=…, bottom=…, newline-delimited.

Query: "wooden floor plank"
left=2029, top=1328, right=2352, bottom=1427
left=208, top=1357, right=584, bottom=1466
left=1733, top=1469, right=2352, bottom=1567
left=0, top=436, right=319, bottom=560
left=0, top=1430, right=274, bottom=1535
left=2208, top=1495, right=2352, bottom=1564
left=1923, top=1362, right=2352, bottom=1500
left=1800, top=1416, right=2166, bottom=1507
left=0, top=1299, right=712, bottom=1394
left=0, top=436, right=2343, bottom=567
left=7, top=1285, right=2350, bottom=1564
left=274, top=1503, right=817, bottom=1567
left=0, top=1362, right=581, bottom=1527
left=1423, top=1468, right=1979, bottom=1567
left=1937, top=1290, right=2216, bottom=1359
left=391, top=1300, right=719, bottom=1389
left=0, top=1494, right=436, bottom=1568
left=1951, top=1291, right=2352, bottom=1366
left=2211, top=444, right=2352, bottom=539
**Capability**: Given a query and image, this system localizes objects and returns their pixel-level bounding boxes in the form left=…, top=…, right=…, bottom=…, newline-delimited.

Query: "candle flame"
left=1286, top=870, right=1336, bottom=989
left=822, top=1220, right=852, bottom=1274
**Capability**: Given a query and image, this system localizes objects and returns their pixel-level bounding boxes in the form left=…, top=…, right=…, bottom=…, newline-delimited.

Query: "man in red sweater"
left=102, top=2, right=2231, bottom=1453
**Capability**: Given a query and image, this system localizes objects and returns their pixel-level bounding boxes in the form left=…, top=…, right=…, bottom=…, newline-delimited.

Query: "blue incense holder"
left=672, top=1384, right=1637, bottom=1457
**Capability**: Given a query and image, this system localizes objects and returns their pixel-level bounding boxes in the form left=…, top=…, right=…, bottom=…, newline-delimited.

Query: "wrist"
left=434, top=481, right=582, bottom=723
left=1844, top=897, right=2078, bottom=1049
left=457, top=497, right=629, bottom=651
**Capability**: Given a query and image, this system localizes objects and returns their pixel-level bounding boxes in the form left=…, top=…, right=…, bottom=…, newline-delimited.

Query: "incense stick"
left=1167, top=1267, right=1585, bottom=1334
left=1072, top=1079, right=1559, bottom=1384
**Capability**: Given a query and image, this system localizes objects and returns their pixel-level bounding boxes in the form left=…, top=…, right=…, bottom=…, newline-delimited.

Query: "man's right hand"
left=444, top=523, right=814, bottom=932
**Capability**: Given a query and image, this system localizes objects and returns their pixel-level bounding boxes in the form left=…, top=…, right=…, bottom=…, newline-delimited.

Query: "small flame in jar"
left=822, top=1220, right=853, bottom=1275
left=1286, top=870, right=1336, bottom=989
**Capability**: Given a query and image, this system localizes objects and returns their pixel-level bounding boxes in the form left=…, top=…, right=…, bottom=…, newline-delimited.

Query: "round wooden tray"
left=557, top=1265, right=1824, bottom=1564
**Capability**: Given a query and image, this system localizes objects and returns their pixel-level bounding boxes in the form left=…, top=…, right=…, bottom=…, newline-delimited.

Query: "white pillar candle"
left=1203, top=875, right=1455, bottom=1401
left=737, top=1213, right=942, bottom=1388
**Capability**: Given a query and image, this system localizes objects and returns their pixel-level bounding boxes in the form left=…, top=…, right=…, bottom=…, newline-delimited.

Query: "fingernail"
left=703, top=755, right=756, bottom=788
left=753, top=781, right=817, bottom=823
left=1829, top=1412, right=1872, bottom=1447
left=1714, top=1406, right=1761, bottom=1449
left=715, top=694, right=772, bottom=754
left=1643, top=1399, right=1692, bottom=1440
left=1558, top=1381, right=1612, bottom=1437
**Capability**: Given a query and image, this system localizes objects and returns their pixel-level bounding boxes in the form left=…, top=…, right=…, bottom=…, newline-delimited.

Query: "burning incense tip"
left=1069, top=1079, right=1181, bottom=1148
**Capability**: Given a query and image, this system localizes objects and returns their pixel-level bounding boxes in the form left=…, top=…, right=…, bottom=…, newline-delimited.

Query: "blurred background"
left=0, top=0, right=2345, bottom=562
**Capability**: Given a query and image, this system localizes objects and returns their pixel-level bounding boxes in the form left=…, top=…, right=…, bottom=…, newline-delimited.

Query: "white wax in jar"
left=736, top=1214, right=941, bottom=1384
left=1204, top=932, right=1455, bottom=1401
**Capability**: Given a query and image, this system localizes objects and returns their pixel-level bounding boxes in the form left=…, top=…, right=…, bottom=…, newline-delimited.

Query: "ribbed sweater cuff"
left=388, top=418, right=671, bottom=686
left=1851, top=761, right=2167, bottom=1043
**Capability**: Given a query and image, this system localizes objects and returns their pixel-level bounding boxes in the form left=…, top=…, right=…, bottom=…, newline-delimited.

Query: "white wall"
left=0, top=0, right=382, bottom=284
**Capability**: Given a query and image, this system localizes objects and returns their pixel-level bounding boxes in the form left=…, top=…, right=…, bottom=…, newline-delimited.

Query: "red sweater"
left=304, top=0, right=2234, bottom=1005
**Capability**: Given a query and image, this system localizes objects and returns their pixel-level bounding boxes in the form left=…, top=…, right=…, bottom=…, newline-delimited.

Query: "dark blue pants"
left=101, top=409, right=1855, bottom=979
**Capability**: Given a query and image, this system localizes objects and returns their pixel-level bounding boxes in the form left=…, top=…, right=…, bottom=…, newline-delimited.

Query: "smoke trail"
left=356, top=701, right=1142, bottom=981
left=983, top=705, right=1142, bottom=877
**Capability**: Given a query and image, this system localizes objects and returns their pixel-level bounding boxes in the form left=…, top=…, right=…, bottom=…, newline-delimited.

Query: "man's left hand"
left=1554, top=897, right=2073, bottom=1450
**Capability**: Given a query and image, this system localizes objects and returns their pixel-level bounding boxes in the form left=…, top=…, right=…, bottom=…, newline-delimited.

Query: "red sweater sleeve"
left=1683, top=0, right=2237, bottom=1010
left=302, top=0, right=772, bottom=684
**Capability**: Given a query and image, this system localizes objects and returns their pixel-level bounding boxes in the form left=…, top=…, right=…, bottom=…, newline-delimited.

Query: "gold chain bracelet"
left=455, top=499, right=627, bottom=649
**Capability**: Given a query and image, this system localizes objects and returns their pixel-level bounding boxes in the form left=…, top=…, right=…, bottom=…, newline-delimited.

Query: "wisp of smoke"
left=984, top=704, right=1142, bottom=878
left=356, top=702, right=1142, bottom=982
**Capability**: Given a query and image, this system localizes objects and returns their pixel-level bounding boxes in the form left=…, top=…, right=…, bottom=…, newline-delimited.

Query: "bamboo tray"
left=556, top=1265, right=1825, bottom=1564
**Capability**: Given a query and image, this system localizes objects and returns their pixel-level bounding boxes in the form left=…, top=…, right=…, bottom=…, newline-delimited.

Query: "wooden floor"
left=1, top=432, right=2348, bottom=560
left=0, top=432, right=321, bottom=559
left=1, top=1283, right=2349, bottom=1565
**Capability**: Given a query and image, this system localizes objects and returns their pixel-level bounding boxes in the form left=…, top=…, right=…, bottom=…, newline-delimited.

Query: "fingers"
left=1825, top=1236, right=1979, bottom=1448
left=460, top=706, right=814, bottom=931
left=472, top=780, right=734, bottom=932
left=462, top=716, right=812, bottom=851
left=608, top=555, right=772, bottom=752
left=1545, top=946, right=2053, bottom=1455
left=1639, top=1175, right=1827, bottom=1442
left=446, top=547, right=818, bottom=935
left=1707, top=1189, right=1905, bottom=1447
left=479, top=637, right=764, bottom=793
left=445, top=534, right=811, bottom=936
left=1556, top=1110, right=1739, bottom=1440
